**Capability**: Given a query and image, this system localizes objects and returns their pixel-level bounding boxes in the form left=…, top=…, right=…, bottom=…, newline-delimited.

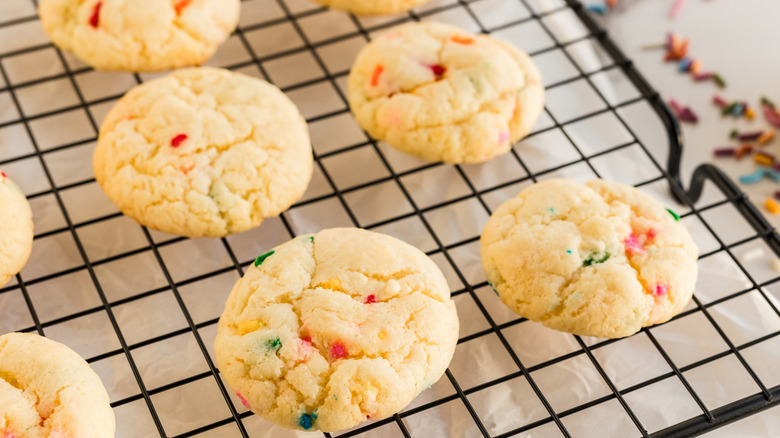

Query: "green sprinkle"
left=266, top=337, right=282, bottom=352
left=713, top=73, right=726, bottom=88
left=721, top=102, right=737, bottom=115
left=566, top=250, right=572, bottom=254
left=729, top=129, right=738, bottom=139
left=666, top=208, right=680, bottom=221
left=583, top=252, right=610, bottom=267
left=309, top=236, right=315, bottom=242
left=333, top=394, right=338, bottom=401
left=254, top=250, right=275, bottom=267
left=762, top=96, right=776, bottom=108
left=548, top=207, right=555, bottom=213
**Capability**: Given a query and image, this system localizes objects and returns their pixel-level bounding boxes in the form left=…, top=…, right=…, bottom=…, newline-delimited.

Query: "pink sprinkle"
left=668, top=99, right=683, bottom=114
left=89, top=2, right=102, bottom=28
left=330, top=342, right=348, bottom=359
left=498, top=132, right=511, bottom=143
left=5, top=431, right=19, bottom=438
left=653, top=284, right=668, bottom=297
left=712, top=95, right=728, bottom=107
left=623, top=233, right=644, bottom=255
left=171, top=134, right=188, bottom=148
left=365, top=294, right=377, bottom=304
left=678, top=107, right=699, bottom=123
left=763, top=104, right=780, bottom=128
left=669, top=0, right=685, bottom=18
left=236, top=392, right=251, bottom=409
left=693, top=72, right=714, bottom=81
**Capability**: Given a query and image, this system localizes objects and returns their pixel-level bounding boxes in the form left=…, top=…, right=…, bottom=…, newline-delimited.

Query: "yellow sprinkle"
left=237, top=320, right=262, bottom=335
left=766, top=198, right=780, bottom=215
left=758, top=130, right=776, bottom=145
left=746, top=108, right=756, bottom=120
left=377, top=331, right=387, bottom=340
left=754, top=154, right=773, bottom=166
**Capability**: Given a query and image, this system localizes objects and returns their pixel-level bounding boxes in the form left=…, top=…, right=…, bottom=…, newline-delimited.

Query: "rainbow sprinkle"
left=254, top=250, right=275, bottom=267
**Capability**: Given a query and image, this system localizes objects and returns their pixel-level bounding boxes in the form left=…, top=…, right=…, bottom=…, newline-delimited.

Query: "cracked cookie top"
left=311, top=0, right=432, bottom=15
left=0, top=173, right=33, bottom=288
left=0, top=333, right=115, bottom=438
left=347, top=21, right=545, bottom=164
left=38, top=0, right=240, bottom=72
left=480, top=179, right=699, bottom=339
left=214, top=228, right=459, bottom=432
left=93, top=67, right=313, bottom=238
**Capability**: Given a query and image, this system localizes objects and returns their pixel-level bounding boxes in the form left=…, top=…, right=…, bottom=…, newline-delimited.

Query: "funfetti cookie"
left=311, top=0, right=432, bottom=15
left=214, top=227, right=459, bottom=432
left=480, top=179, right=699, bottom=339
left=38, top=0, right=240, bottom=72
left=93, top=67, right=313, bottom=238
left=0, top=333, right=115, bottom=437
left=0, top=172, right=33, bottom=288
left=348, top=21, right=545, bottom=164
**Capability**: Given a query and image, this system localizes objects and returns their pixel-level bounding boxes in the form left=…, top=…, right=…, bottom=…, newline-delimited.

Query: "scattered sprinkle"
left=741, top=247, right=765, bottom=262
left=669, top=0, right=685, bottom=18
left=254, top=250, right=275, bottom=267
left=330, top=342, right=348, bottom=359
left=299, top=413, right=317, bottom=430
left=365, top=294, right=377, bottom=304
left=586, top=4, right=607, bottom=14
left=766, top=168, right=780, bottom=182
left=734, top=131, right=764, bottom=142
left=309, top=236, right=315, bottom=242
left=566, top=250, right=573, bottom=254
left=712, top=73, right=726, bottom=88
left=171, top=133, right=188, bottom=148
left=758, top=130, right=776, bottom=145
left=266, top=337, right=282, bottom=352
left=0, top=171, right=6, bottom=178
left=451, top=35, right=474, bottom=45
left=370, top=65, right=384, bottom=87
left=237, top=320, right=261, bottom=335
left=333, top=394, right=338, bottom=400
left=668, top=99, right=698, bottom=124
left=754, top=152, right=774, bottom=167
left=677, top=58, right=692, bottom=72
left=89, top=1, right=102, bottom=28
left=767, top=199, right=780, bottom=215
left=694, top=72, right=714, bottom=81
left=237, top=392, right=251, bottom=409
left=623, top=234, right=644, bottom=255
left=174, top=0, right=192, bottom=14
left=583, top=252, right=610, bottom=267
left=735, top=144, right=754, bottom=159
left=713, top=147, right=736, bottom=157
left=712, top=95, right=728, bottom=107
left=739, top=169, right=765, bottom=184
left=762, top=97, right=780, bottom=127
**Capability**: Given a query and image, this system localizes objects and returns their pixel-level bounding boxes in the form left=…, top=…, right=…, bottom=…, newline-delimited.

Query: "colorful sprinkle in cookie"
left=214, top=228, right=459, bottom=432
left=347, top=21, right=545, bottom=164
left=0, top=173, right=33, bottom=288
left=38, top=0, right=240, bottom=72
left=480, top=179, right=699, bottom=338
left=311, top=0, right=432, bottom=15
left=93, top=67, right=313, bottom=238
left=0, top=333, right=115, bottom=437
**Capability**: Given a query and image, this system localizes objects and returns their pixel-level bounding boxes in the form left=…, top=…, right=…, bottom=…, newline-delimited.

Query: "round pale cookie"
left=215, top=228, right=459, bottom=432
left=347, top=21, right=545, bottom=164
left=38, top=0, right=240, bottom=72
left=0, top=172, right=33, bottom=288
left=0, top=333, right=115, bottom=438
left=481, top=179, right=698, bottom=339
left=311, top=0, right=431, bottom=15
left=93, top=67, right=313, bottom=238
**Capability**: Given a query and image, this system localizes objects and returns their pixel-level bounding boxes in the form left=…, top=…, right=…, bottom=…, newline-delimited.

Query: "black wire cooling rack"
left=1, top=0, right=780, bottom=437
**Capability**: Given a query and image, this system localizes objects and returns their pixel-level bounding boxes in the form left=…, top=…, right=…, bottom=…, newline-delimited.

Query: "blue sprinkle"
left=732, top=103, right=745, bottom=117
left=566, top=250, right=573, bottom=254
left=299, top=413, right=316, bottom=430
left=739, top=169, right=765, bottom=184
left=585, top=3, right=607, bottom=14
left=766, top=169, right=780, bottom=182
left=678, top=58, right=692, bottom=72
left=488, top=281, right=499, bottom=296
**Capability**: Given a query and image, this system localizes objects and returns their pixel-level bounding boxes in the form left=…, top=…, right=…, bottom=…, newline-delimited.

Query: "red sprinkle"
left=174, top=0, right=192, bottom=15
left=430, top=64, right=446, bottom=79
left=0, top=171, right=6, bottom=178
left=774, top=190, right=780, bottom=201
left=653, top=284, right=668, bottom=297
left=301, top=335, right=312, bottom=344
left=370, top=65, right=384, bottom=87
left=365, top=294, right=377, bottom=304
left=712, top=95, right=728, bottom=107
left=330, top=342, right=348, bottom=360
left=89, top=1, right=102, bottom=28
left=236, top=392, right=251, bottom=409
left=171, top=134, right=188, bottom=148
left=647, top=228, right=658, bottom=240
left=713, top=147, right=735, bottom=157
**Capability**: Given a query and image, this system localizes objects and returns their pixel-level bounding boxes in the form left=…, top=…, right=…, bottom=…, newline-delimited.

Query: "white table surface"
left=599, top=0, right=780, bottom=435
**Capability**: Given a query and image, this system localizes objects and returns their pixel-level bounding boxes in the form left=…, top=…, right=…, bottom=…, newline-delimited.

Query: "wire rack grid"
left=1, top=0, right=779, bottom=437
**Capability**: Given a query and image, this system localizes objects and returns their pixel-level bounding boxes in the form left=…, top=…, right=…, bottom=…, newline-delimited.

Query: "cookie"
left=38, top=0, right=240, bottom=72
left=347, top=21, right=545, bottom=164
left=311, top=0, right=431, bottom=15
left=93, top=67, right=313, bottom=238
left=0, top=332, right=115, bottom=437
left=0, top=173, right=33, bottom=288
left=214, top=227, right=459, bottom=432
left=480, top=179, right=698, bottom=339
